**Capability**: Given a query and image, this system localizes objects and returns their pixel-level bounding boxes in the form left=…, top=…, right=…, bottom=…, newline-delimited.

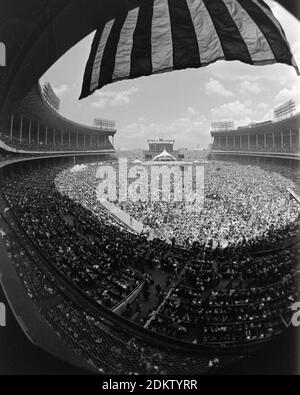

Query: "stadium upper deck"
left=0, top=82, right=116, bottom=155
left=211, top=113, right=300, bottom=161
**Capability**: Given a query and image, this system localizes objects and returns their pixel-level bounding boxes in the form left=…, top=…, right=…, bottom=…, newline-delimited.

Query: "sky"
left=40, top=0, right=300, bottom=150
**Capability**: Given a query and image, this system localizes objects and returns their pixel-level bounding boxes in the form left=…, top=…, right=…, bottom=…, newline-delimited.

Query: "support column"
left=248, top=135, right=250, bottom=150
left=69, top=130, right=71, bottom=148
left=225, top=135, right=228, bottom=149
left=76, top=131, right=79, bottom=148
left=281, top=131, right=284, bottom=150
left=264, top=134, right=267, bottom=150
left=240, top=136, right=242, bottom=149
left=28, top=120, right=32, bottom=144
left=84, top=133, right=86, bottom=148
left=272, top=132, right=275, bottom=149
left=233, top=136, right=236, bottom=149
left=10, top=114, right=14, bottom=140
left=256, top=134, right=258, bottom=149
left=289, top=129, right=292, bottom=149
left=19, top=115, right=23, bottom=141
left=53, top=128, right=56, bottom=148
left=37, top=124, right=40, bottom=146
left=61, top=129, right=63, bottom=146
left=45, top=127, right=48, bottom=146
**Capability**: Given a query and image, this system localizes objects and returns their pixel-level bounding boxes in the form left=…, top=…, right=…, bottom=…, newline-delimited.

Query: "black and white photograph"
left=0, top=0, right=299, bottom=381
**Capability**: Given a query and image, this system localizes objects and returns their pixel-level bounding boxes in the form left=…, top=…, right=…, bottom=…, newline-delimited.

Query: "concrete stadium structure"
left=0, top=83, right=116, bottom=156
left=211, top=113, right=300, bottom=163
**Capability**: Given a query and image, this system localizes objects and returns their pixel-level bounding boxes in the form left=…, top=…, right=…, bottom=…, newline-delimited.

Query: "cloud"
left=53, top=84, right=69, bottom=97
left=210, top=101, right=253, bottom=121
left=205, top=79, right=233, bottom=97
left=91, top=97, right=107, bottom=109
left=187, top=106, right=197, bottom=115
left=257, top=102, right=268, bottom=110
left=91, top=87, right=138, bottom=108
left=275, top=81, right=300, bottom=104
left=211, top=101, right=273, bottom=126
left=120, top=108, right=210, bottom=148
left=210, top=100, right=254, bottom=126
left=235, top=117, right=253, bottom=128
left=206, top=1, right=300, bottom=90
left=261, top=108, right=274, bottom=122
left=238, top=80, right=261, bottom=94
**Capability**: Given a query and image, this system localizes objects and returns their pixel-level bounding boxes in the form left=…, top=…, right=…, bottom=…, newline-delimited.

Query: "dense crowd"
left=55, top=161, right=299, bottom=344
left=115, top=162, right=300, bottom=249
left=0, top=160, right=299, bottom=350
left=2, top=168, right=148, bottom=309
left=212, top=143, right=300, bottom=154
left=0, top=131, right=112, bottom=152
left=147, top=269, right=298, bottom=344
left=0, top=208, right=221, bottom=374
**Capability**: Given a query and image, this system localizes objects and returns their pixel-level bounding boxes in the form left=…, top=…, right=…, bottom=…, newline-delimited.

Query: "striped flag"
left=80, top=0, right=298, bottom=99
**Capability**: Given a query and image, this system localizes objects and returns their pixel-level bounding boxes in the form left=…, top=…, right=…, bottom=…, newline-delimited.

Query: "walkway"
left=98, top=198, right=144, bottom=234
left=287, top=187, right=300, bottom=203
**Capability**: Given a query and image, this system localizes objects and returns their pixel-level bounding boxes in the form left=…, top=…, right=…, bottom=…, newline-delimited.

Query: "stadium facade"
left=211, top=113, right=300, bottom=162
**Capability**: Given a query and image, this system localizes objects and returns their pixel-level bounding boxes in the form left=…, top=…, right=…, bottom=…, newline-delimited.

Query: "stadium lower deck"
left=0, top=157, right=299, bottom=374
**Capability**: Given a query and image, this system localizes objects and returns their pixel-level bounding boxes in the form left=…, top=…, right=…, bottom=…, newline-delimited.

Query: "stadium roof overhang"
left=0, top=0, right=142, bottom=119
left=0, top=0, right=299, bottom=120
left=15, top=83, right=116, bottom=136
